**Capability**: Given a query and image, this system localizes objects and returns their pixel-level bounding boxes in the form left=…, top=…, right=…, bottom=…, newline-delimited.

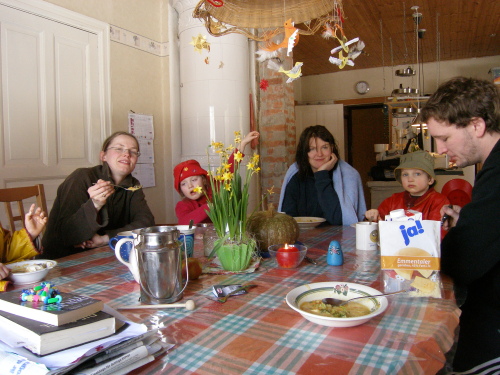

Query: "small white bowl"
left=285, top=282, right=388, bottom=327
left=293, top=217, right=326, bottom=230
left=6, top=259, right=57, bottom=285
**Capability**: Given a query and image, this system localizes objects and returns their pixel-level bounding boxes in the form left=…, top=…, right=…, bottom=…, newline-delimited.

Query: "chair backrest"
left=0, top=184, right=48, bottom=233
left=440, top=179, right=473, bottom=207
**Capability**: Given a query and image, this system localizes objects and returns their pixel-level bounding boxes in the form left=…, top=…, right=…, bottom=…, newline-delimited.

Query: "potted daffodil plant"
left=202, top=131, right=260, bottom=271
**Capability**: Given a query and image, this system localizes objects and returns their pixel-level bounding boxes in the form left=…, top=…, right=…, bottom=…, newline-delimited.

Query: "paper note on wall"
left=128, top=113, right=154, bottom=140
left=132, top=163, right=155, bottom=188
left=137, top=139, right=154, bottom=163
left=128, top=113, right=155, bottom=187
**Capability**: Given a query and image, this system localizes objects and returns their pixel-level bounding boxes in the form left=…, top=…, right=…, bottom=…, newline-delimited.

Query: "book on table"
left=0, top=290, right=104, bottom=326
left=0, top=310, right=117, bottom=356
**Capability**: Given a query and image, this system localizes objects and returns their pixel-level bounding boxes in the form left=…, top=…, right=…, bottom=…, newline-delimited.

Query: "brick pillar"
left=257, top=52, right=297, bottom=207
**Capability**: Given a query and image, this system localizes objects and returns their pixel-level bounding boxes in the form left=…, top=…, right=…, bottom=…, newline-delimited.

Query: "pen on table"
left=440, top=204, right=453, bottom=226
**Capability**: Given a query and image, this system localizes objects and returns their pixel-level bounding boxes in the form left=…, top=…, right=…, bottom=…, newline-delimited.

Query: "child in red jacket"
left=365, top=151, right=450, bottom=224
left=173, top=131, right=259, bottom=225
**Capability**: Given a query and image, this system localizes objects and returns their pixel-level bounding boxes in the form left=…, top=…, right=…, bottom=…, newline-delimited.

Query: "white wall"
left=294, top=56, right=500, bottom=102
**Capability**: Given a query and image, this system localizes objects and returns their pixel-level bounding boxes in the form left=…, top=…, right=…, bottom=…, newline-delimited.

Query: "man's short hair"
left=421, top=77, right=500, bottom=133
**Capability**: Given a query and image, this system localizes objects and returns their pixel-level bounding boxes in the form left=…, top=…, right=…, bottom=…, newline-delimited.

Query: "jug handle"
left=114, top=238, right=133, bottom=265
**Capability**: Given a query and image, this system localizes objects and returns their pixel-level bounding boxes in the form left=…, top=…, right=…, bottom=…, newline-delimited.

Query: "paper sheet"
left=137, top=139, right=154, bottom=164
left=128, top=113, right=155, bottom=188
left=128, top=113, right=153, bottom=140
left=132, top=164, right=155, bottom=188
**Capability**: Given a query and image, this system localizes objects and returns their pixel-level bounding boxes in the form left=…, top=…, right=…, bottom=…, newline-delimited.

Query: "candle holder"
left=268, top=244, right=308, bottom=269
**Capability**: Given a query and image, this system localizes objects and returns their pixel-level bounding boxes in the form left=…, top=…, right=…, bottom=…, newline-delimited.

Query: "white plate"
left=285, top=282, right=388, bottom=327
left=293, top=217, right=326, bottom=230
left=6, top=259, right=57, bottom=285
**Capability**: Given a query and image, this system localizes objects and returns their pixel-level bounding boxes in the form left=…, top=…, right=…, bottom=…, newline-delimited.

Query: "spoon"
left=322, top=290, right=408, bottom=306
left=92, top=182, right=142, bottom=191
left=188, top=219, right=194, bottom=230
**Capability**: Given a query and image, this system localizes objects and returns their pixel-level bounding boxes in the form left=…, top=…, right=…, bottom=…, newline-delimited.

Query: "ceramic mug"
left=175, top=225, right=195, bottom=258
left=109, top=231, right=134, bottom=262
left=355, top=222, right=379, bottom=251
left=114, top=229, right=142, bottom=283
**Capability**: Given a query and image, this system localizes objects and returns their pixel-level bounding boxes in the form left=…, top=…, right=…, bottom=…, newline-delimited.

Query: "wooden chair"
left=0, top=184, right=48, bottom=232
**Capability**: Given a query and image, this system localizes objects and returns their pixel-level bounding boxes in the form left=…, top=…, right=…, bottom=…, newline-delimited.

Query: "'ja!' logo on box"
left=399, top=221, right=425, bottom=246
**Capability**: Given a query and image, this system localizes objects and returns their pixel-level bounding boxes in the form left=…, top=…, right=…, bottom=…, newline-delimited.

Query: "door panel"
left=0, top=2, right=105, bottom=227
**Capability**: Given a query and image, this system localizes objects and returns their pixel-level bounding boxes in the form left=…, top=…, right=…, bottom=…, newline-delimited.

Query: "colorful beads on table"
left=20, top=281, right=62, bottom=304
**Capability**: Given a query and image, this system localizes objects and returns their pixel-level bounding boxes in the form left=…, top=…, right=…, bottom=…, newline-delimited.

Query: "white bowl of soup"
left=6, top=260, right=57, bottom=285
left=285, top=282, right=388, bottom=327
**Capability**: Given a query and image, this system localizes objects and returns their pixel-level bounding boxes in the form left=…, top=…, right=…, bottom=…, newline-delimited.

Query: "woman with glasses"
left=42, top=131, right=155, bottom=259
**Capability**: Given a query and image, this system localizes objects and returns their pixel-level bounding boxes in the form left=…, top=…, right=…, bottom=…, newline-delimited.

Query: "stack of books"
left=0, top=290, right=114, bottom=356
left=0, top=288, right=168, bottom=374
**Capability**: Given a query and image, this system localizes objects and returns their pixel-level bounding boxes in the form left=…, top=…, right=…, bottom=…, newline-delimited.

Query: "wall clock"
left=355, top=81, right=370, bottom=95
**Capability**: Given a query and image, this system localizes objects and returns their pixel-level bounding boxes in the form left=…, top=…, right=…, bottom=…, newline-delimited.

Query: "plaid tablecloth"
left=42, top=225, right=460, bottom=374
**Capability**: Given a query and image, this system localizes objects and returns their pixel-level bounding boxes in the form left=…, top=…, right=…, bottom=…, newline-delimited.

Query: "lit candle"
left=276, top=243, right=300, bottom=268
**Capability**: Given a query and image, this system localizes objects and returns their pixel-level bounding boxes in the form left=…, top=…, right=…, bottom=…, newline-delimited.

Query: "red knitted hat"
left=173, top=160, right=208, bottom=194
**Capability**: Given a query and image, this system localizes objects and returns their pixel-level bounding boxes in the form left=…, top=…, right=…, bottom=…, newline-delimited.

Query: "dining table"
left=39, top=224, right=460, bottom=374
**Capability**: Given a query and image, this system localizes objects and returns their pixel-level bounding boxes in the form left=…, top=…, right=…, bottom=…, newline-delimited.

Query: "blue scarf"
left=278, top=160, right=366, bottom=225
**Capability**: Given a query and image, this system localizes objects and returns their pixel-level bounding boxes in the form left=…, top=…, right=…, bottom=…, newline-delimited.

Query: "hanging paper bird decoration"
left=329, top=37, right=364, bottom=69
left=329, top=51, right=354, bottom=69
left=266, top=59, right=282, bottom=72
left=322, top=23, right=336, bottom=40
left=266, top=60, right=303, bottom=83
left=347, top=40, right=365, bottom=60
left=279, top=62, right=303, bottom=83
left=256, top=19, right=300, bottom=62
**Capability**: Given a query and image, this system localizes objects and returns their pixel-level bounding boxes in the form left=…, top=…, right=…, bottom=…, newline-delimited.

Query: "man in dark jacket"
left=421, top=77, right=500, bottom=373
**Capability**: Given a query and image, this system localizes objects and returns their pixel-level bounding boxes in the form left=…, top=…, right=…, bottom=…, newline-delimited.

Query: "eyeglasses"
left=106, top=147, right=141, bottom=157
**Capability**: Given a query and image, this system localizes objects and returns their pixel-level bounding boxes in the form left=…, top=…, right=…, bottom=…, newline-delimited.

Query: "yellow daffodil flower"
left=234, top=131, right=242, bottom=144
left=234, top=151, right=243, bottom=162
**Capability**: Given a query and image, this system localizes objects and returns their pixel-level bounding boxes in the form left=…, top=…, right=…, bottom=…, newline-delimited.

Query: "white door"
left=294, top=104, right=345, bottom=159
left=0, top=0, right=110, bottom=228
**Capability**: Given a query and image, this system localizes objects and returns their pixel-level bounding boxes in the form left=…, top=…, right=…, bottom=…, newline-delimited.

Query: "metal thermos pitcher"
left=136, top=226, right=188, bottom=304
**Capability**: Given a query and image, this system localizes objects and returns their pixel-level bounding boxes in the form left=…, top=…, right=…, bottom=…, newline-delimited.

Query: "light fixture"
left=392, top=107, right=418, bottom=117
left=395, top=66, right=416, bottom=77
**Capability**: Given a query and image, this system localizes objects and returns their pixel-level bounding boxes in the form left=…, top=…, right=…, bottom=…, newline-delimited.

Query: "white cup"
left=356, top=222, right=379, bottom=251
left=114, top=229, right=142, bottom=283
